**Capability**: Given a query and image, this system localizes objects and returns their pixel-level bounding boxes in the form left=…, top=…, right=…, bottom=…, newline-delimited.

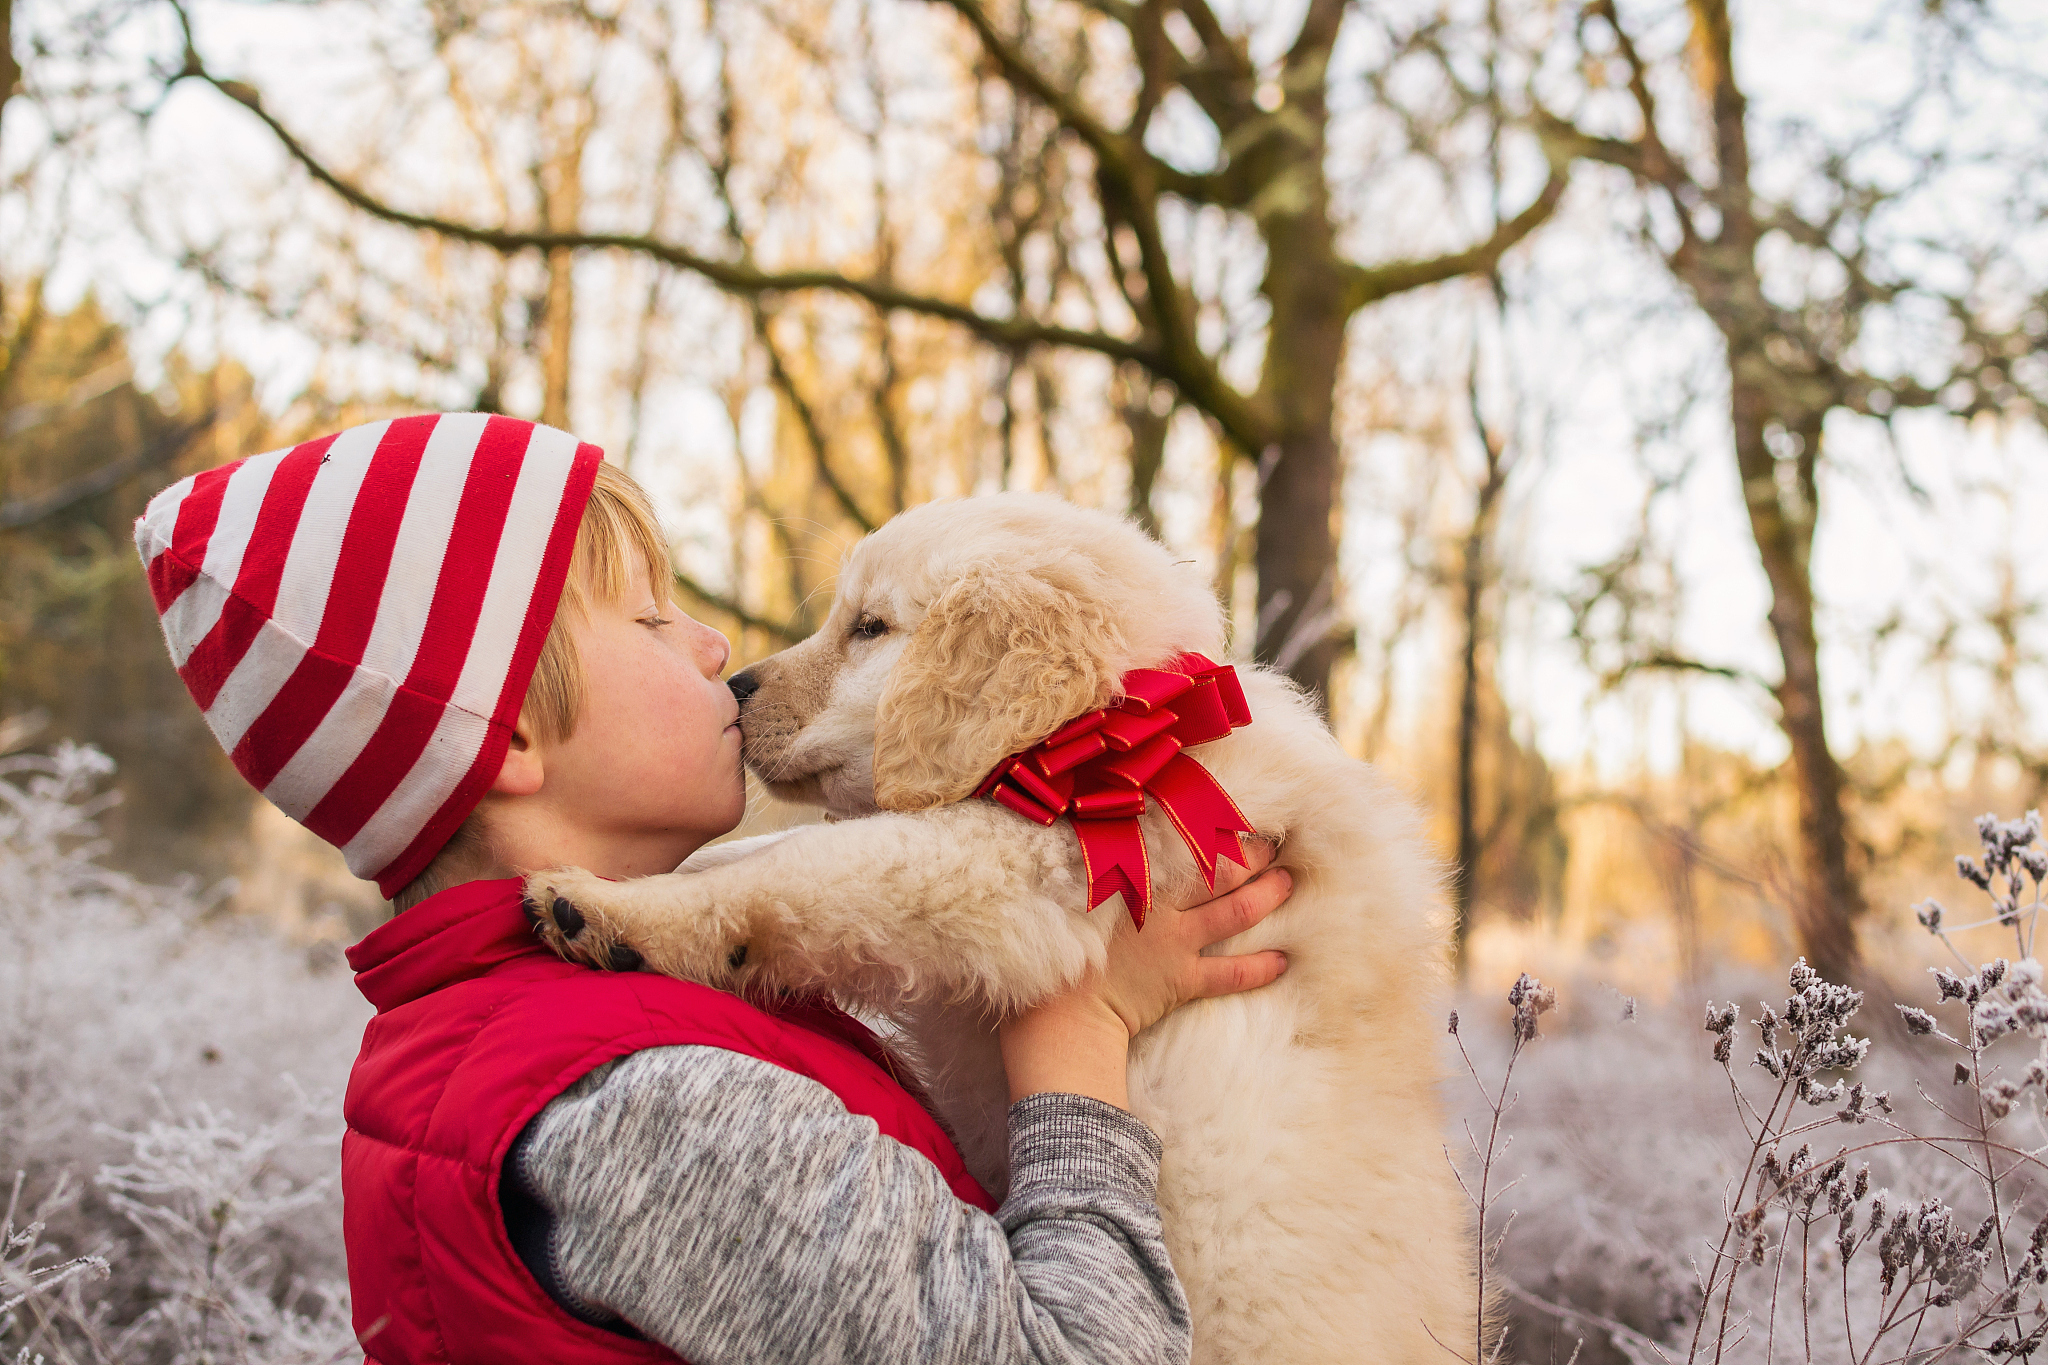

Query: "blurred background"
left=5, top=1, right=2048, bottom=1359
left=6, top=0, right=2046, bottom=995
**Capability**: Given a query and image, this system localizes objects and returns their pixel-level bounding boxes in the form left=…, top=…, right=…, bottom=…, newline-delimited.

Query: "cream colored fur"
left=528, top=494, right=1474, bottom=1364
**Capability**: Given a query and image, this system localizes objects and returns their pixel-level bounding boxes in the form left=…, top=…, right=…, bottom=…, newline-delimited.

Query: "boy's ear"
left=490, top=717, right=546, bottom=798
left=871, top=561, right=1124, bottom=812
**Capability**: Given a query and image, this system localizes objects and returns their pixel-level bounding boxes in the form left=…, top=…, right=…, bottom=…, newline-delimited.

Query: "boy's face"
left=520, top=557, right=746, bottom=876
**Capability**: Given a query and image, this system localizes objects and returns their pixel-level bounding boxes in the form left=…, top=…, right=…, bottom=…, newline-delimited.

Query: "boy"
left=137, top=413, right=1290, bottom=1365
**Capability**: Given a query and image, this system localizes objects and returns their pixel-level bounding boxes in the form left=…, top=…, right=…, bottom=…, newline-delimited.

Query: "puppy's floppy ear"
left=872, top=561, right=1124, bottom=811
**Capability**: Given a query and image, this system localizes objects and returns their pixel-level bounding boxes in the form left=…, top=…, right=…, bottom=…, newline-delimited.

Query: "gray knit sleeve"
left=511, top=1045, right=1190, bottom=1365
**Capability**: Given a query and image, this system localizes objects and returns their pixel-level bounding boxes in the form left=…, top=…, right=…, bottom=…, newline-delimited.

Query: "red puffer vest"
left=341, top=879, right=995, bottom=1364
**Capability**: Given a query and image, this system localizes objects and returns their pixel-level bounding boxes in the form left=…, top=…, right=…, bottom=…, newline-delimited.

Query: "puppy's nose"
left=728, top=669, right=761, bottom=704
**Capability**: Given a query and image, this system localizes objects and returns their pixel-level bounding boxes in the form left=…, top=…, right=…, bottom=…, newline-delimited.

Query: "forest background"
left=5, top=0, right=2048, bottom=1361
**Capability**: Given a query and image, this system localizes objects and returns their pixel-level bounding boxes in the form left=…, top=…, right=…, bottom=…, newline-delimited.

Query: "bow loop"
left=1039, top=730, right=1109, bottom=775
left=975, top=652, right=1256, bottom=927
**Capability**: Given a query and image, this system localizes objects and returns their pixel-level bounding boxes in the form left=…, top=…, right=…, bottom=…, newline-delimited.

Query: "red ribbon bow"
left=973, top=652, right=1255, bottom=928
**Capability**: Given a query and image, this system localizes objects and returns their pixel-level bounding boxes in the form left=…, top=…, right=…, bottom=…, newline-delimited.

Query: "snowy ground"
left=8, top=745, right=2045, bottom=1363
left=2, top=744, right=365, bottom=1362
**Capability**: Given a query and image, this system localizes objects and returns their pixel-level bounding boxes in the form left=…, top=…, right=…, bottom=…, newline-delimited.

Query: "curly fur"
left=526, top=493, right=1476, bottom=1364
left=874, top=561, right=1125, bottom=810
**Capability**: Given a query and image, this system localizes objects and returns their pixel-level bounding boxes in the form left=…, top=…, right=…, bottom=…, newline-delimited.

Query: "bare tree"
left=164, top=0, right=1568, bottom=707
left=0, top=0, right=18, bottom=147
left=1451, top=339, right=1522, bottom=972
left=1526, top=0, right=2048, bottom=981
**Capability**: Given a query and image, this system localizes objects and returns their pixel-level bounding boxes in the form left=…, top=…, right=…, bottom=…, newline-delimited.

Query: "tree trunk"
left=1250, top=76, right=1348, bottom=708
left=1452, top=400, right=1510, bottom=975
left=1728, top=369, right=1862, bottom=983
left=1452, top=522, right=1484, bottom=975
left=0, top=0, right=17, bottom=151
left=540, top=246, right=574, bottom=430
left=1254, top=415, right=1342, bottom=703
left=1120, top=364, right=1168, bottom=537
left=1656, top=818, right=1704, bottom=989
left=538, top=128, right=586, bottom=432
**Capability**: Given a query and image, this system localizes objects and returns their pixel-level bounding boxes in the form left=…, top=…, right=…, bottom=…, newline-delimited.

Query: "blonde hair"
left=390, top=459, right=672, bottom=911
left=522, top=460, right=673, bottom=744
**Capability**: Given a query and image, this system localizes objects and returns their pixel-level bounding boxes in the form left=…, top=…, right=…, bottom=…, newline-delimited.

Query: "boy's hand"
left=1088, top=842, right=1291, bottom=1039
left=999, top=843, right=1292, bottom=1109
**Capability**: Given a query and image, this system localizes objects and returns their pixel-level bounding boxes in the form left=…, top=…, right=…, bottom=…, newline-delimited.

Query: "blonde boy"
left=137, top=414, right=1287, bottom=1365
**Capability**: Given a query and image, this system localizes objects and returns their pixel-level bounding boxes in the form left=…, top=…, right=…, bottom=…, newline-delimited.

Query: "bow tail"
left=1150, top=752, right=1257, bottom=890
left=1072, top=816, right=1153, bottom=928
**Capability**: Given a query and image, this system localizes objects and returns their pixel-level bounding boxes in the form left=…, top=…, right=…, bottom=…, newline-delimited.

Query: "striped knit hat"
left=135, top=413, right=603, bottom=897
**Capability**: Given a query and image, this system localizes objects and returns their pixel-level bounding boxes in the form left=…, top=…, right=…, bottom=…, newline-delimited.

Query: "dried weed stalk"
left=1459, top=813, right=2048, bottom=1363
left=1447, top=973, right=1559, bottom=1364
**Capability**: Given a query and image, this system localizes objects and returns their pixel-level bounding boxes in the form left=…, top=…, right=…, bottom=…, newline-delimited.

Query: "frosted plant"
left=1687, top=960, right=1891, bottom=1364
left=1464, top=812, right=2048, bottom=1364
left=1921, top=812, right=2048, bottom=963
left=95, top=1093, right=352, bottom=1365
left=2, top=1172, right=111, bottom=1362
left=0, top=739, right=364, bottom=1363
left=1447, top=972, right=1558, bottom=1364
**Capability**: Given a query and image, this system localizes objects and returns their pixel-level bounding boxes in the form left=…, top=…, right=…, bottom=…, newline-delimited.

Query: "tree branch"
left=967, top=0, right=1225, bottom=183
left=1285, top=0, right=1347, bottom=70
left=671, top=569, right=805, bottom=646
left=927, top=0, right=1273, bottom=451
left=1585, top=0, right=1694, bottom=196
left=749, top=305, right=879, bottom=534
left=1499, top=1276, right=1671, bottom=1365
left=178, top=65, right=1168, bottom=372
left=1604, top=649, right=1775, bottom=698
left=1344, top=166, right=1569, bottom=313
left=1531, top=115, right=1655, bottom=180
left=1161, top=0, right=1258, bottom=152
left=0, top=412, right=215, bottom=532
left=1073, top=0, right=1140, bottom=27
left=926, top=0, right=1130, bottom=174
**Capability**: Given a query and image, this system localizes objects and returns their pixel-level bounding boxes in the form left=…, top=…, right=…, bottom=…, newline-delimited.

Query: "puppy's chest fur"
left=532, top=665, right=1467, bottom=1363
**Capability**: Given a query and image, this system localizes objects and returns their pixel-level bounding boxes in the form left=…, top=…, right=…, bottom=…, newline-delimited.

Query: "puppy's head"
left=736, top=493, right=1224, bottom=817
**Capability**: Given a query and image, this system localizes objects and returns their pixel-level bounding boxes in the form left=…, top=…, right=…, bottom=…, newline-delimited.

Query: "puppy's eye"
left=851, top=615, right=889, bottom=641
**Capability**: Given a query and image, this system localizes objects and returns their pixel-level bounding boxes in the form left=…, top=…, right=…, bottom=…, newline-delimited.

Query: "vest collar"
left=347, top=878, right=542, bottom=1013
left=346, top=878, right=925, bottom=1096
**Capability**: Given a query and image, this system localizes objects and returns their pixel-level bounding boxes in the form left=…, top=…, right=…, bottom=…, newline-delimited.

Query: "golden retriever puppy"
left=528, top=493, right=1472, bottom=1364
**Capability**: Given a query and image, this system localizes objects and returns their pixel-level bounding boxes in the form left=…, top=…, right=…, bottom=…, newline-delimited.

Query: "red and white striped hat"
left=135, top=413, right=603, bottom=897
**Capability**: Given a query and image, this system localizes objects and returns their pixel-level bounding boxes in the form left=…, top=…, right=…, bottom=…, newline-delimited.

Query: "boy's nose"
left=728, top=669, right=761, bottom=704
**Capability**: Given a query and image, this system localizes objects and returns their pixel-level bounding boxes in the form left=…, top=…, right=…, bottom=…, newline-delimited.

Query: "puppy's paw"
left=523, top=868, right=646, bottom=974
left=522, top=866, right=755, bottom=987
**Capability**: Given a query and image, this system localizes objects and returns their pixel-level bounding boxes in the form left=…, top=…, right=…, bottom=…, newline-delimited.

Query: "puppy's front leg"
left=526, top=801, right=1097, bottom=1013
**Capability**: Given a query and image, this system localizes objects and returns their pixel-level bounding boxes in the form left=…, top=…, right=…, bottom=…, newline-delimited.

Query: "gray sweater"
left=504, top=1045, right=1191, bottom=1365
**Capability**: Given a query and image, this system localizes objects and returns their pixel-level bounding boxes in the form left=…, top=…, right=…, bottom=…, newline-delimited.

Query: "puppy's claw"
left=522, top=866, right=741, bottom=987
left=521, top=870, right=615, bottom=970
left=552, top=895, right=585, bottom=938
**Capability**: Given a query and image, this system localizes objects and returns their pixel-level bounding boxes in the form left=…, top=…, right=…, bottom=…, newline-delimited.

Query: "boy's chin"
left=715, top=771, right=748, bottom=827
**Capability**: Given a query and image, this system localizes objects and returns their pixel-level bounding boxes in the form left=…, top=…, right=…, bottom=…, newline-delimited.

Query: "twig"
left=0, top=412, right=215, bottom=531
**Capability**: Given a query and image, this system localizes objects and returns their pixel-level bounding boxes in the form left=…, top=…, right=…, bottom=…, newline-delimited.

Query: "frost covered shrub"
left=0, top=743, right=366, bottom=1362
left=1459, top=814, right=2048, bottom=1364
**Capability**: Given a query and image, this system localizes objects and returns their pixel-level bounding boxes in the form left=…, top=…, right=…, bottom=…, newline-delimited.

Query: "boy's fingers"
left=1192, top=868, right=1291, bottom=948
left=1206, top=838, right=1277, bottom=897
left=1189, top=949, right=1290, bottom=1001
